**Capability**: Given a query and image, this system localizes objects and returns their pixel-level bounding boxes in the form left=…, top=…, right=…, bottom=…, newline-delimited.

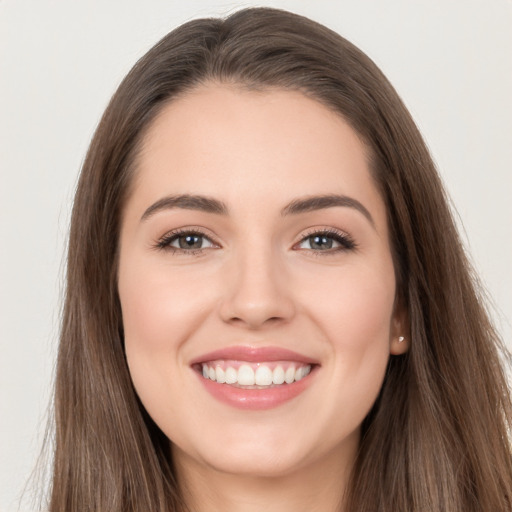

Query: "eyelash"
left=295, top=228, right=357, bottom=255
left=154, top=227, right=357, bottom=256
left=154, top=228, right=217, bottom=255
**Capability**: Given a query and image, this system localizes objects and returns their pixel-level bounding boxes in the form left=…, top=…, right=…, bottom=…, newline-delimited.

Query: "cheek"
left=118, top=255, right=199, bottom=382
left=301, top=260, right=396, bottom=408
left=304, top=259, right=396, bottom=346
left=118, top=257, right=209, bottom=432
left=119, top=255, right=212, bottom=355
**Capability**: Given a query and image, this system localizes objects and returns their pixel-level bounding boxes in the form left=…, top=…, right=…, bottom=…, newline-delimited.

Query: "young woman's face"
left=118, top=85, right=406, bottom=479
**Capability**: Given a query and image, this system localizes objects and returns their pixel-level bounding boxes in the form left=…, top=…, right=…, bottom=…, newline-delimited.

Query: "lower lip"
left=196, top=369, right=316, bottom=410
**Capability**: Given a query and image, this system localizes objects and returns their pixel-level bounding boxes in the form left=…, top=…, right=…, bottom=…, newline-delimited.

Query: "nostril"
left=228, top=315, right=289, bottom=329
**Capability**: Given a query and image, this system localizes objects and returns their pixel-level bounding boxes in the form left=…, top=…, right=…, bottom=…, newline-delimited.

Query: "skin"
left=118, top=84, right=408, bottom=512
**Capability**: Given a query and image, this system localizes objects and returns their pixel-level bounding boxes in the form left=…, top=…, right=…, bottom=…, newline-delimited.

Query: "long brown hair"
left=49, top=7, right=512, bottom=511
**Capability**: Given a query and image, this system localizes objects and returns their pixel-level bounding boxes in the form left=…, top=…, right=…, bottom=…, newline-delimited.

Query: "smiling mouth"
left=197, top=361, right=313, bottom=388
left=191, top=346, right=319, bottom=408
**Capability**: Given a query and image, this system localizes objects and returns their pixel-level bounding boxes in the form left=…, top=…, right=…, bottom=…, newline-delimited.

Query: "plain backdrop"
left=1, top=0, right=511, bottom=510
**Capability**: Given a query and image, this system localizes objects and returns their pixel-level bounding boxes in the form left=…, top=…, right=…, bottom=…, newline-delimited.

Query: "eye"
left=155, top=229, right=217, bottom=253
left=296, top=229, right=356, bottom=253
left=171, top=233, right=213, bottom=250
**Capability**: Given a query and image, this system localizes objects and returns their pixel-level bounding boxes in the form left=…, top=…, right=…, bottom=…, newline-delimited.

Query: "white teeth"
left=237, top=364, right=255, bottom=385
left=294, top=366, right=311, bottom=381
left=255, top=365, right=273, bottom=386
left=272, top=365, right=285, bottom=385
left=285, top=366, right=296, bottom=384
left=295, top=366, right=308, bottom=381
left=201, top=362, right=312, bottom=387
left=225, top=366, right=237, bottom=384
left=215, top=366, right=226, bottom=383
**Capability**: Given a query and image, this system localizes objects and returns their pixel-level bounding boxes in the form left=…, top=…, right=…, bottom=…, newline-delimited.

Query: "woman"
left=49, top=7, right=512, bottom=511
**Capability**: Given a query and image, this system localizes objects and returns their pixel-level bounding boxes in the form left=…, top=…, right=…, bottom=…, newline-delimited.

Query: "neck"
left=173, top=441, right=356, bottom=512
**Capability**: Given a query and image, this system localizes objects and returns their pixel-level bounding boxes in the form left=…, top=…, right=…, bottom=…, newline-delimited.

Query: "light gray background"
left=1, top=1, right=511, bottom=510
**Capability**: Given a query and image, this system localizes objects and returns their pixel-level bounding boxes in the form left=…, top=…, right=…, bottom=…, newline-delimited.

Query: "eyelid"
left=293, top=226, right=357, bottom=253
left=152, top=225, right=356, bottom=255
left=153, top=226, right=221, bottom=253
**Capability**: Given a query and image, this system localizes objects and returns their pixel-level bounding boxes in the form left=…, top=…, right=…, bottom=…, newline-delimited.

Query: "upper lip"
left=190, top=345, right=320, bottom=365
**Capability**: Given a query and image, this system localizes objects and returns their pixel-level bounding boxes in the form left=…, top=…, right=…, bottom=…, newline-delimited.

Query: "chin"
left=202, top=449, right=309, bottom=479
left=171, top=426, right=312, bottom=477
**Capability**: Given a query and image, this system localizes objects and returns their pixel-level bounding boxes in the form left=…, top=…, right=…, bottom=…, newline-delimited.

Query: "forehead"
left=127, top=84, right=387, bottom=230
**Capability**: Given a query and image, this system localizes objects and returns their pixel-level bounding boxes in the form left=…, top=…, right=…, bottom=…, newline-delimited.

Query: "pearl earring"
left=398, top=336, right=405, bottom=343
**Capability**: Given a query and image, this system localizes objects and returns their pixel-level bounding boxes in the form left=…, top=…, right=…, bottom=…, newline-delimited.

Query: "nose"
left=218, top=247, right=296, bottom=329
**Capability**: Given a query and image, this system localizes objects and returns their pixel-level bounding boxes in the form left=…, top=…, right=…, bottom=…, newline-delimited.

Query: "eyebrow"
left=140, top=193, right=375, bottom=227
left=281, top=194, right=375, bottom=227
left=141, top=194, right=228, bottom=220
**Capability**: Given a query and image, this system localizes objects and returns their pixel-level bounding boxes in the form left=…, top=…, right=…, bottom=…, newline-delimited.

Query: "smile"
left=201, top=361, right=312, bottom=387
left=192, top=346, right=318, bottom=410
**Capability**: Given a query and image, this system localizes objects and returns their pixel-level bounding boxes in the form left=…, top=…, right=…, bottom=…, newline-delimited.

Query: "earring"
left=398, top=336, right=405, bottom=343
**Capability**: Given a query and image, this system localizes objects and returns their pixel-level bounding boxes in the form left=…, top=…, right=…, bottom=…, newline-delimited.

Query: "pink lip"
left=190, top=345, right=319, bottom=365
left=191, top=345, right=319, bottom=410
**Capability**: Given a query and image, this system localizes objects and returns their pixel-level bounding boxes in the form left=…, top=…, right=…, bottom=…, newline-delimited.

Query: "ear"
left=389, top=302, right=409, bottom=355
